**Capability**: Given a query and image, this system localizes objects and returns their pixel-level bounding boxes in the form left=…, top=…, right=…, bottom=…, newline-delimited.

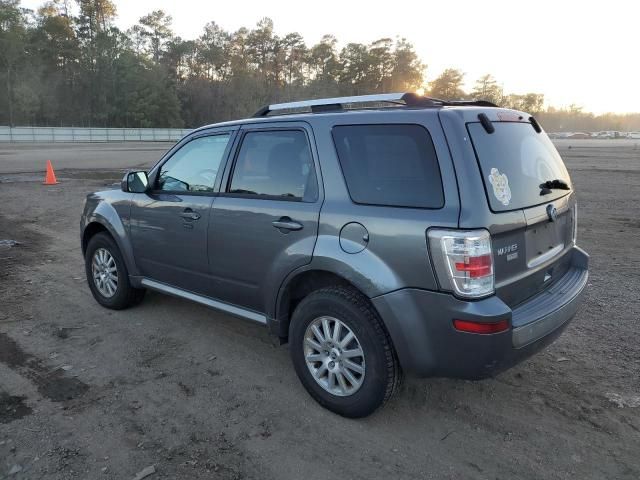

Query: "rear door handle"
left=180, top=209, right=201, bottom=221
left=272, top=217, right=303, bottom=232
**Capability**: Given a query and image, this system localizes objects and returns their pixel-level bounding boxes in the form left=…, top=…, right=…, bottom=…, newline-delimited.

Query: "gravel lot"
left=0, top=141, right=639, bottom=479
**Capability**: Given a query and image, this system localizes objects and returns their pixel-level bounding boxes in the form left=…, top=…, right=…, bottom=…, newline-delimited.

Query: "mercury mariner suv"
left=81, top=93, right=589, bottom=417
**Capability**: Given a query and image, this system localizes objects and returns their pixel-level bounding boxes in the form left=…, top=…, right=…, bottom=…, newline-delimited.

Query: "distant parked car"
left=567, top=132, right=591, bottom=139
left=595, top=131, right=627, bottom=139
left=81, top=93, right=589, bottom=417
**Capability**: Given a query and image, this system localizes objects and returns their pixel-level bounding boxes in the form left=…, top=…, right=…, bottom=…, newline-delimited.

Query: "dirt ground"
left=0, top=141, right=639, bottom=479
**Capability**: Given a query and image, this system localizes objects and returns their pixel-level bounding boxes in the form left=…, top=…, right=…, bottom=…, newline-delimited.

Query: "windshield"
left=467, top=122, right=571, bottom=212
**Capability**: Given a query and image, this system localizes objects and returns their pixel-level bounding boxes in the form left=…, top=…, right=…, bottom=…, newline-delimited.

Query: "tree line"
left=1, top=0, right=638, bottom=131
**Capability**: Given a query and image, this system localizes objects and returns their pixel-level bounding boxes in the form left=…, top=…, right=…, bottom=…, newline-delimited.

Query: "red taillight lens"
left=455, top=254, right=492, bottom=278
left=427, top=229, right=494, bottom=298
left=453, top=319, right=510, bottom=334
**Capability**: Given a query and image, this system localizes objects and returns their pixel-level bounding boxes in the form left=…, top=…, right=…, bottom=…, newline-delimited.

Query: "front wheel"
left=84, top=232, right=145, bottom=310
left=289, top=286, right=402, bottom=418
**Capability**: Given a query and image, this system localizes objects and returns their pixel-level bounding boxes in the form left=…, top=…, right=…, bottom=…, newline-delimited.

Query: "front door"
left=208, top=125, right=322, bottom=313
left=130, top=131, right=235, bottom=296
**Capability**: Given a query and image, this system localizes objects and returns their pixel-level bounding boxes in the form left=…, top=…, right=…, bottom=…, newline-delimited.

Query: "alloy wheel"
left=92, top=247, right=118, bottom=298
left=303, top=316, right=366, bottom=396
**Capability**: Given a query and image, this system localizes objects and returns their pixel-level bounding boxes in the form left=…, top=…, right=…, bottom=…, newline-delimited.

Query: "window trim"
left=150, top=131, right=235, bottom=196
left=221, top=127, right=319, bottom=203
left=331, top=123, right=446, bottom=210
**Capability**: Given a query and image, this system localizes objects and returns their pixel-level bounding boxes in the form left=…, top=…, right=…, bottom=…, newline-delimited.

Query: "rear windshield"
left=468, top=122, right=571, bottom=212
left=332, top=124, right=444, bottom=209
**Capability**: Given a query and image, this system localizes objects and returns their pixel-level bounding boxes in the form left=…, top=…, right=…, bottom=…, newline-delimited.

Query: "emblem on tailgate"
left=497, top=243, right=518, bottom=261
left=546, top=204, right=558, bottom=222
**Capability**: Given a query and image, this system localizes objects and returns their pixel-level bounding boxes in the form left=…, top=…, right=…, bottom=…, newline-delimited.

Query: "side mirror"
left=121, top=171, right=149, bottom=193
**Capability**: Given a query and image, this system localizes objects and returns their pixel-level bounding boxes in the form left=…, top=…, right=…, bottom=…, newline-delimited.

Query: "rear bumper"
left=372, top=246, right=589, bottom=379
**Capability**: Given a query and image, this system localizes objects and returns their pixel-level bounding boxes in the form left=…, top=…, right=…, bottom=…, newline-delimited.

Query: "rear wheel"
left=289, top=286, right=401, bottom=418
left=85, top=232, right=145, bottom=310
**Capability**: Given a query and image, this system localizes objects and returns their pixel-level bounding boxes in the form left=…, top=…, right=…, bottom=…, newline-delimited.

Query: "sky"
left=21, top=0, right=640, bottom=114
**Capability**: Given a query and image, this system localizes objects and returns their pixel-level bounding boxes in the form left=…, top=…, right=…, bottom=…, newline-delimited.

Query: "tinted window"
left=467, top=122, right=571, bottom=211
left=229, top=130, right=317, bottom=201
left=332, top=124, right=444, bottom=208
left=158, top=134, right=231, bottom=192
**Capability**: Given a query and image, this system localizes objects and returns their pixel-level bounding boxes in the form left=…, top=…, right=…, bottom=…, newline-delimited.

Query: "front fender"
left=81, top=190, right=138, bottom=277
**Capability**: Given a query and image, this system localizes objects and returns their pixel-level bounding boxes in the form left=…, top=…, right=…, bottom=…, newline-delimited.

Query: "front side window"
left=332, top=124, right=444, bottom=208
left=228, top=130, right=317, bottom=201
left=157, top=134, right=231, bottom=193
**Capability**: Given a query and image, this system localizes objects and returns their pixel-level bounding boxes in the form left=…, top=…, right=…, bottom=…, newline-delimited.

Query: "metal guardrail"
left=0, top=126, right=193, bottom=142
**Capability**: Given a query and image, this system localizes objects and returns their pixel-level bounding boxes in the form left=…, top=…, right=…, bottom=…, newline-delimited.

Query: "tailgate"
left=492, top=196, right=576, bottom=307
left=466, top=116, right=577, bottom=307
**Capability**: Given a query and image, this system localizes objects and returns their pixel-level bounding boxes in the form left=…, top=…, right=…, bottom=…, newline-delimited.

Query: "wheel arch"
left=271, top=268, right=389, bottom=344
left=82, top=209, right=139, bottom=278
left=82, top=221, right=110, bottom=254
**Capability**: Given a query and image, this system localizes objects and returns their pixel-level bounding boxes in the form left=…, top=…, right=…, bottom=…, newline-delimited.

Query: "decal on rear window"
left=488, top=168, right=511, bottom=206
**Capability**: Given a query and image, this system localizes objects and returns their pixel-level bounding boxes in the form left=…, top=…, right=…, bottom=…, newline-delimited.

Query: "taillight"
left=455, top=255, right=492, bottom=278
left=428, top=229, right=495, bottom=298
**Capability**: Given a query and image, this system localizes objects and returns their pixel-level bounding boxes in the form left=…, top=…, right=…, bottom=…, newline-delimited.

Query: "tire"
left=289, top=286, right=402, bottom=418
left=84, top=232, right=145, bottom=310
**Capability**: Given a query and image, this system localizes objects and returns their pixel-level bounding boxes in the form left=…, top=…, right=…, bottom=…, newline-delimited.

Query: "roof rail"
left=252, top=93, right=497, bottom=117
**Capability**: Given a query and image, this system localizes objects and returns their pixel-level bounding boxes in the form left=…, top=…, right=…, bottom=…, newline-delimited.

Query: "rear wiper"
left=540, top=179, right=570, bottom=195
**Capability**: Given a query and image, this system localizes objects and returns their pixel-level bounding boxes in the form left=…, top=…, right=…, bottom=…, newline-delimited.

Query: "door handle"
left=272, top=217, right=303, bottom=232
left=180, top=209, right=201, bottom=221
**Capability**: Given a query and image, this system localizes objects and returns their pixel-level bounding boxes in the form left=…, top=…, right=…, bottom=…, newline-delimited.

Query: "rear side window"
left=467, top=122, right=572, bottom=211
left=332, top=124, right=444, bottom=208
left=228, top=130, right=318, bottom=202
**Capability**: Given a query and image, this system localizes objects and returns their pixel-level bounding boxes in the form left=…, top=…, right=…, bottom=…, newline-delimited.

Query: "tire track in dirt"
left=0, top=332, right=89, bottom=403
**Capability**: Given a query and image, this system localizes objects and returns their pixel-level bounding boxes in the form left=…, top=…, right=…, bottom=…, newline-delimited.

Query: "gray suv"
left=81, top=93, right=589, bottom=417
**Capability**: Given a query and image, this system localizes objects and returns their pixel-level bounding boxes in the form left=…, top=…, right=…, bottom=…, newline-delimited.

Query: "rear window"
left=467, top=122, right=571, bottom=212
left=332, top=124, right=444, bottom=209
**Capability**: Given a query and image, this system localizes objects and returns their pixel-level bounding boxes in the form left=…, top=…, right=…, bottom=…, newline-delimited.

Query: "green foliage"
left=538, top=108, right=640, bottom=132
left=429, top=68, right=465, bottom=100
left=504, top=93, right=545, bottom=115
left=0, top=1, right=635, bottom=130
left=391, top=38, right=425, bottom=91
left=0, top=0, right=27, bottom=125
left=0, top=3, right=429, bottom=127
left=138, top=9, right=172, bottom=62
left=471, top=74, right=503, bottom=105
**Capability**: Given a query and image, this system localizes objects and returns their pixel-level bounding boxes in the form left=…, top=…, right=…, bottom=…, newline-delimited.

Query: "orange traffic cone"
left=43, top=160, right=59, bottom=185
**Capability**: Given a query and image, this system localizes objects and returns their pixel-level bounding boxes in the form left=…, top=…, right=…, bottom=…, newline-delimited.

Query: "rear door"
left=465, top=118, right=576, bottom=306
left=207, top=122, right=322, bottom=313
left=129, top=129, right=236, bottom=296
